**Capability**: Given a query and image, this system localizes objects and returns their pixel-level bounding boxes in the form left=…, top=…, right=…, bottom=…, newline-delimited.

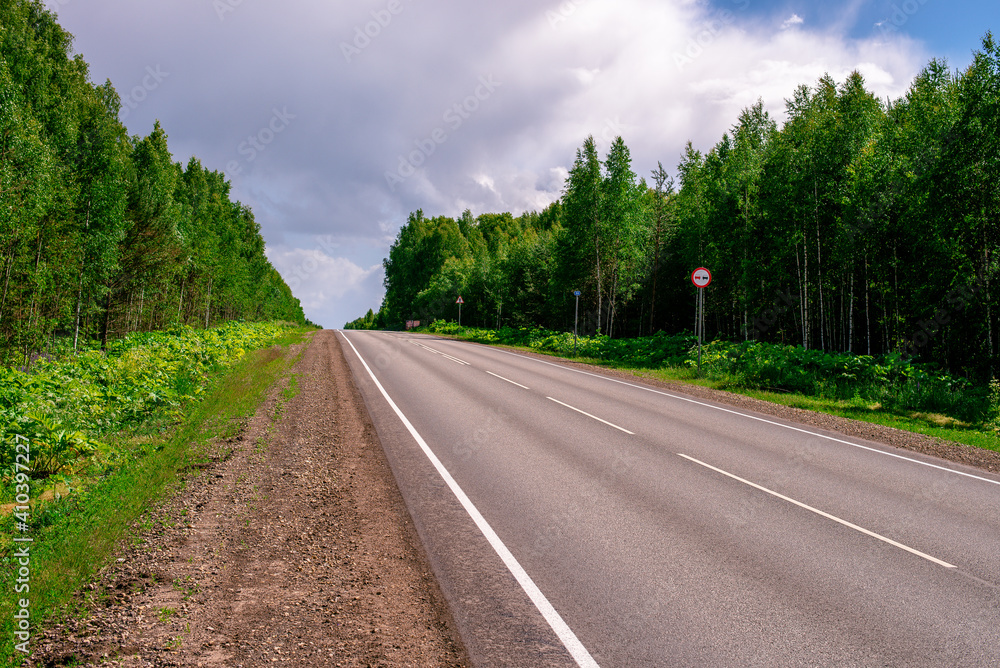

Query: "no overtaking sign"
left=691, top=267, right=712, bottom=288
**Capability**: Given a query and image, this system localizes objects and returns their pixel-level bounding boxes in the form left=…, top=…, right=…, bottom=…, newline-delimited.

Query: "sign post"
left=691, top=268, right=712, bottom=375
left=456, top=295, right=464, bottom=327
left=573, top=290, right=581, bottom=355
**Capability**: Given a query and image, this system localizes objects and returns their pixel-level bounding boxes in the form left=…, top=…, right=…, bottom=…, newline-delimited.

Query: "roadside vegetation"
left=426, top=321, right=1000, bottom=453
left=0, top=321, right=309, bottom=663
left=1, top=6, right=320, bottom=662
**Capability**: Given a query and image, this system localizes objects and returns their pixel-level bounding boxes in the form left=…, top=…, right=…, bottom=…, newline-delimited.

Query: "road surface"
left=339, top=329, right=1000, bottom=667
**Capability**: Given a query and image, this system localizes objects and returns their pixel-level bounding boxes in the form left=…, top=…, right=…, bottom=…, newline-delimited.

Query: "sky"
left=45, top=0, right=999, bottom=328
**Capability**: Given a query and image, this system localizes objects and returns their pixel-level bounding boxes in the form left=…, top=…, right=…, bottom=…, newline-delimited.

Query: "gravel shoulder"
left=474, top=340, right=1000, bottom=475
left=29, top=330, right=469, bottom=667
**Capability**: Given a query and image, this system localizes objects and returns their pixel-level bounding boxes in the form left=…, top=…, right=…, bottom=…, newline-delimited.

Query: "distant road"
left=339, top=329, right=1000, bottom=667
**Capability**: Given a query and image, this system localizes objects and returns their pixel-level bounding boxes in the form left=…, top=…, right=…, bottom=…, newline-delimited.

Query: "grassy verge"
left=0, top=327, right=310, bottom=664
left=640, top=367, right=1000, bottom=453
left=425, top=323, right=1000, bottom=454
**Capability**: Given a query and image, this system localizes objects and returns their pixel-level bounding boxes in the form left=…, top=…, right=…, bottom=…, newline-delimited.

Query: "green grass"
left=0, top=326, right=311, bottom=664
left=733, top=387, right=1000, bottom=452
left=635, top=365, right=1000, bottom=452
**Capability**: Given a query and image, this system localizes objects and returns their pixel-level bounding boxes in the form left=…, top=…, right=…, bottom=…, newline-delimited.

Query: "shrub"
left=434, top=323, right=995, bottom=426
left=0, top=321, right=290, bottom=484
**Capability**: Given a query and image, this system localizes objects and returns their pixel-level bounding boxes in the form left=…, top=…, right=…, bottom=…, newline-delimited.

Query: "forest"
left=0, top=1, right=306, bottom=367
left=352, top=34, right=1000, bottom=384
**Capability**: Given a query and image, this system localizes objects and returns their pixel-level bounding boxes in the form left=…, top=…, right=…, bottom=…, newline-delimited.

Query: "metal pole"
left=697, top=286, right=703, bottom=375
left=458, top=302, right=462, bottom=327
left=574, top=293, right=579, bottom=355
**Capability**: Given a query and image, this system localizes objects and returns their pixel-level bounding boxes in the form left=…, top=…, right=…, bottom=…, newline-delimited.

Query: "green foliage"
left=694, top=341, right=990, bottom=423
left=1, top=413, right=100, bottom=479
left=344, top=308, right=382, bottom=330
left=0, top=1, right=305, bottom=366
left=427, top=320, right=695, bottom=366
left=0, top=321, right=290, bottom=484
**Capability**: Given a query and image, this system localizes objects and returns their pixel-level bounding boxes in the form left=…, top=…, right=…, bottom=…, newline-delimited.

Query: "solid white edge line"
left=457, top=343, right=1000, bottom=487
left=677, top=453, right=957, bottom=569
left=486, top=370, right=530, bottom=390
left=339, top=332, right=600, bottom=668
left=547, top=397, right=635, bottom=435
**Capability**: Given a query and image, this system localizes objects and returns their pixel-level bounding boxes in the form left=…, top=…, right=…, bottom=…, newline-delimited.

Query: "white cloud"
left=266, top=247, right=383, bottom=326
left=781, top=14, right=805, bottom=30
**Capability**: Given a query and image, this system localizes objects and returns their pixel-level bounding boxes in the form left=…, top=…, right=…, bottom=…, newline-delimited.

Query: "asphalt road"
left=338, top=329, right=1000, bottom=667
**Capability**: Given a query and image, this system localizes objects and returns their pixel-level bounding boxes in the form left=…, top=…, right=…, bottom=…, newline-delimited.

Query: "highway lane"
left=337, top=329, right=1000, bottom=667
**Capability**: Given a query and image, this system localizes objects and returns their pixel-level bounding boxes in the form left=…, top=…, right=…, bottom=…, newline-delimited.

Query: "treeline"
left=0, top=1, right=305, bottom=365
left=361, top=34, right=1000, bottom=382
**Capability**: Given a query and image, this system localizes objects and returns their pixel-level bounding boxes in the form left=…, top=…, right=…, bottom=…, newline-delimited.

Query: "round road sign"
left=691, top=267, right=712, bottom=288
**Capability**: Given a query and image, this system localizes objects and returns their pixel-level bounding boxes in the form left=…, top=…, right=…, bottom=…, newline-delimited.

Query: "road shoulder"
left=439, top=337, right=1000, bottom=476
left=29, top=330, right=469, bottom=667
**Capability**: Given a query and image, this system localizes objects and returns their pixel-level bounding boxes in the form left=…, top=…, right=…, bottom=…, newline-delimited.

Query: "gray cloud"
left=50, top=0, right=928, bottom=327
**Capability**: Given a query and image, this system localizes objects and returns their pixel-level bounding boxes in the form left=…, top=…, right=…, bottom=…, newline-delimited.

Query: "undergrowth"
left=426, top=320, right=1000, bottom=436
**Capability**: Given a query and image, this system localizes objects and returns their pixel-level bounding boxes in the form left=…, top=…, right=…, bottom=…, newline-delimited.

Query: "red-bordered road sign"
left=456, top=296, right=464, bottom=304
left=691, top=267, right=712, bottom=288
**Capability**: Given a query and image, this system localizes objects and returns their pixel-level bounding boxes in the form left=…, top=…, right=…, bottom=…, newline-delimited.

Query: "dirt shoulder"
left=479, top=342, right=1000, bottom=475
left=29, top=330, right=469, bottom=667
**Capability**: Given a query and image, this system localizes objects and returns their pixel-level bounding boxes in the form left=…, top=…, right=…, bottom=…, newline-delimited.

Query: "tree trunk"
left=848, top=269, right=855, bottom=354
left=26, top=229, right=44, bottom=336
left=608, top=267, right=618, bottom=336
left=74, top=201, right=92, bottom=352
left=800, top=232, right=810, bottom=350
left=894, top=246, right=900, bottom=350
left=986, top=247, right=993, bottom=378
left=205, top=277, right=212, bottom=329
left=865, top=254, right=871, bottom=355
left=650, top=223, right=660, bottom=334
left=100, top=289, right=113, bottom=351
left=815, top=182, right=825, bottom=352
left=177, top=274, right=186, bottom=323
left=594, top=230, right=602, bottom=335
left=137, top=285, right=145, bottom=332
left=0, top=249, right=15, bottom=326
